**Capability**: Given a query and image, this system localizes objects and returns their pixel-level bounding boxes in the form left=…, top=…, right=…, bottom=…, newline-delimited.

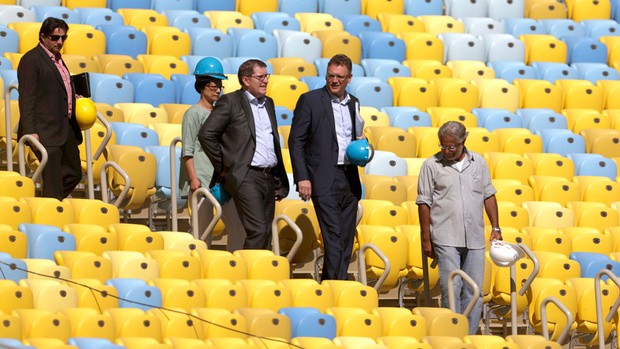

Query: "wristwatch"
left=492, top=227, right=502, bottom=233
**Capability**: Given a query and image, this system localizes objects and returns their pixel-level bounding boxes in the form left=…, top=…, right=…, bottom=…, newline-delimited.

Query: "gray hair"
left=438, top=121, right=468, bottom=143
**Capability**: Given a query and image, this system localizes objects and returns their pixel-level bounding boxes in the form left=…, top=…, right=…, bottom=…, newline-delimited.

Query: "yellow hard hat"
left=75, top=97, right=97, bottom=130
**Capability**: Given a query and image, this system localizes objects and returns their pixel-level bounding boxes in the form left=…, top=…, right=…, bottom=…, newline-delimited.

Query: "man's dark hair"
left=39, top=17, right=69, bottom=41
left=237, top=59, right=267, bottom=85
left=327, top=54, right=352, bottom=75
left=194, top=75, right=221, bottom=93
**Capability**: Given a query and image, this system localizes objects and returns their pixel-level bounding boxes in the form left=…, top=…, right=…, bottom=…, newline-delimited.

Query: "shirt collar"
left=40, top=43, right=61, bottom=62
left=244, top=90, right=266, bottom=106
left=329, top=91, right=350, bottom=106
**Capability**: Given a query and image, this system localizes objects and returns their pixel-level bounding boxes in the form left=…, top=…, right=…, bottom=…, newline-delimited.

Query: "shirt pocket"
left=471, top=171, right=484, bottom=194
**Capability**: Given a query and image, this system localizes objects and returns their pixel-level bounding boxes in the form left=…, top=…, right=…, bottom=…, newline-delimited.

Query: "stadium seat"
left=123, top=73, right=176, bottom=106
left=147, top=277, right=204, bottom=310
left=487, top=62, right=537, bottom=83
left=419, top=15, right=465, bottom=36
left=162, top=10, right=210, bottom=31
left=89, top=72, right=135, bottom=105
left=358, top=31, right=406, bottom=61
left=520, top=34, right=568, bottom=64
left=488, top=0, right=525, bottom=19
left=439, top=33, right=486, bottom=63
left=97, top=25, right=147, bottom=59
left=279, top=307, right=337, bottom=339
left=481, top=33, right=526, bottom=63
left=104, top=251, right=160, bottom=281
left=514, top=79, right=562, bottom=112
left=228, top=28, right=278, bottom=61
left=404, top=0, right=442, bottom=16
left=273, top=29, right=322, bottom=63
left=400, top=32, right=445, bottom=62
left=474, top=80, right=520, bottom=113
left=536, top=129, right=586, bottom=156
left=54, top=250, right=112, bottom=283
left=445, top=0, right=487, bottom=17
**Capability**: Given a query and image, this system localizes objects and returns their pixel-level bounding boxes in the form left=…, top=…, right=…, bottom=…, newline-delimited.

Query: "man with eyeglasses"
left=17, top=17, right=82, bottom=200
left=416, top=121, right=502, bottom=334
left=288, top=54, right=364, bottom=280
left=199, top=59, right=289, bottom=250
left=180, top=56, right=245, bottom=251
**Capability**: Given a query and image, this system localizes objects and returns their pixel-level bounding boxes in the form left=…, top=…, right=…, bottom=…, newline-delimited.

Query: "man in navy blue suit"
left=289, top=54, right=364, bottom=280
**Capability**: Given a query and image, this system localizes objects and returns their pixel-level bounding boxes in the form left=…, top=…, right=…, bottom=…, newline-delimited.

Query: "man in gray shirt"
left=416, top=121, right=502, bottom=334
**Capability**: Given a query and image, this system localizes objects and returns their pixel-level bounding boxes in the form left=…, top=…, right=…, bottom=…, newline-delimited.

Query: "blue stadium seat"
left=122, top=73, right=177, bottom=106
left=340, top=15, right=382, bottom=36
left=570, top=252, right=620, bottom=279
left=541, top=19, right=586, bottom=39
left=145, top=145, right=185, bottom=209
left=571, top=62, right=620, bottom=84
left=567, top=153, right=617, bottom=180
left=481, top=33, right=526, bottom=63
left=321, top=0, right=362, bottom=17
left=361, top=58, right=411, bottom=82
left=445, top=0, right=488, bottom=18
left=383, top=107, right=433, bottom=130
left=34, top=6, right=80, bottom=23
left=0, top=56, right=11, bottom=70
left=228, top=28, right=278, bottom=61
left=314, top=57, right=365, bottom=77
left=347, top=76, right=382, bottom=94
left=0, top=25, right=18, bottom=57
left=187, top=28, right=233, bottom=58
left=110, top=122, right=160, bottom=149
left=171, top=73, right=198, bottom=104
left=280, top=0, right=319, bottom=16
left=97, top=25, right=147, bottom=59
left=69, top=338, right=124, bottom=349
left=473, top=108, right=524, bottom=131
left=531, top=62, right=579, bottom=83
left=163, top=10, right=211, bottom=31
left=196, top=0, right=236, bottom=12
left=563, top=36, right=608, bottom=64
left=536, top=129, right=586, bottom=156
left=487, top=0, right=525, bottom=20
left=351, top=80, right=393, bottom=109
left=106, top=278, right=162, bottom=311
left=275, top=106, right=294, bottom=126
left=439, top=33, right=486, bottom=63
left=517, top=108, right=569, bottom=132
left=0, top=69, right=18, bottom=100
left=503, top=18, right=546, bottom=36
left=404, top=0, right=443, bottom=16
left=223, top=56, right=274, bottom=75
left=76, top=8, right=124, bottom=27
left=273, top=29, right=322, bottom=63
left=0, top=338, right=34, bottom=349
left=278, top=307, right=337, bottom=339
left=152, top=0, right=193, bottom=11
left=89, top=73, right=135, bottom=105
left=487, top=61, right=538, bottom=83
left=364, top=150, right=408, bottom=176
left=252, top=12, right=301, bottom=32
left=581, top=19, right=620, bottom=39
left=0, top=253, right=27, bottom=282
left=18, top=223, right=76, bottom=260
left=299, top=76, right=325, bottom=90
left=358, top=31, right=406, bottom=61
left=108, top=0, right=150, bottom=11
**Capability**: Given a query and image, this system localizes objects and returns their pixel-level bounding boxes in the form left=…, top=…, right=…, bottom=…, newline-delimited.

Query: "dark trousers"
left=233, top=168, right=276, bottom=250
left=35, top=131, right=82, bottom=200
left=313, top=168, right=358, bottom=281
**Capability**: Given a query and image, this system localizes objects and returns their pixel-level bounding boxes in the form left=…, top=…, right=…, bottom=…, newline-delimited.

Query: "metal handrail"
left=84, top=112, right=113, bottom=199
left=271, top=214, right=303, bottom=263
left=4, top=83, right=18, bottom=172
left=190, top=187, right=222, bottom=241
left=448, top=269, right=482, bottom=318
left=539, top=295, right=574, bottom=344
left=358, top=242, right=392, bottom=291
left=18, top=134, right=47, bottom=182
left=169, top=136, right=182, bottom=232
left=99, top=160, right=130, bottom=207
left=595, top=269, right=620, bottom=349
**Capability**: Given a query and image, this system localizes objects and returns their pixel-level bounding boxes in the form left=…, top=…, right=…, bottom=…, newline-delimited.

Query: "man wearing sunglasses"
left=199, top=59, right=289, bottom=250
left=17, top=17, right=82, bottom=200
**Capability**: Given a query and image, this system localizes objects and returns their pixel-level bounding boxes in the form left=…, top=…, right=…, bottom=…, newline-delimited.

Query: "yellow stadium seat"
left=54, top=250, right=112, bottom=283
left=137, top=54, right=189, bottom=79
left=234, top=307, right=291, bottom=340
left=148, top=278, right=205, bottom=311
left=364, top=0, right=405, bottom=19
left=419, top=15, right=465, bottom=36
left=377, top=13, right=426, bottom=34
left=446, top=60, right=496, bottom=81
left=431, top=78, right=480, bottom=111
left=109, top=222, right=163, bottom=252
left=19, top=279, right=77, bottom=311
left=204, top=11, right=254, bottom=32
left=145, top=250, right=201, bottom=281
left=373, top=307, right=427, bottom=338
left=268, top=57, right=318, bottom=79
left=525, top=152, right=575, bottom=179
left=64, top=223, right=118, bottom=256
left=104, top=307, right=162, bottom=341
left=147, top=307, right=203, bottom=340
left=192, top=279, right=248, bottom=311
left=68, top=278, right=119, bottom=312
left=513, top=78, right=563, bottom=112
left=556, top=80, right=604, bottom=112
left=493, top=179, right=535, bottom=206
left=579, top=128, right=619, bottom=154
left=8, top=22, right=41, bottom=54
left=520, top=34, right=568, bottom=64
left=267, top=79, right=310, bottom=110
left=563, top=108, right=610, bottom=134
left=524, top=226, right=572, bottom=256
left=103, top=250, right=159, bottom=280
left=567, top=200, right=619, bottom=232
left=322, top=280, right=379, bottom=312
left=233, top=249, right=291, bottom=281
left=528, top=175, right=581, bottom=206
left=117, top=9, right=168, bottom=27
left=396, top=78, right=438, bottom=111
left=64, top=26, right=106, bottom=58
left=473, top=78, right=520, bottom=112
left=13, top=309, right=70, bottom=341
left=60, top=308, right=115, bottom=341
left=428, top=106, right=477, bottom=128
left=63, top=54, right=99, bottom=74
left=279, top=279, right=334, bottom=312
left=20, top=197, right=75, bottom=229
left=506, top=335, right=563, bottom=349
left=142, top=26, right=191, bottom=59
left=237, top=0, right=278, bottom=16
left=327, top=307, right=383, bottom=338
left=193, top=249, right=248, bottom=281
left=403, top=59, right=453, bottom=80
left=93, top=54, right=145, bottom=77
left=159, top=103, right=190, bottom=124
left=534, top=251, right=581, bottom=281
left=522, top=200, right=575, bottom=228
left=565, top=0, right=611, bottom=21
left=237, top=279, right=293, bottom=312
left=412, top=307, right=469, bottom=338
left=527, top=277, right=578, bottom=341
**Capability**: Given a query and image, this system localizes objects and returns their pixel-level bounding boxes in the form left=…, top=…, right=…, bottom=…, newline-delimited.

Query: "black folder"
left=72, top=72, right=91, bottom=98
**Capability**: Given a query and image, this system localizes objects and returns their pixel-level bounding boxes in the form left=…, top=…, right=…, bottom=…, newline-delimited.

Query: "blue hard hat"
left=346, top=138, right=375, bottom=167
left=194, top=56, right=227, bottom=80
left=209, top=183, right=231, bottom=205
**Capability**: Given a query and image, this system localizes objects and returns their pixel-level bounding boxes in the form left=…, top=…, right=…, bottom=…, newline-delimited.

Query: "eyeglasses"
left=249, top=74, right=270, bottom=82
left=438, top=143, right=462, bottom=151
left=205, top=84, right=224, bottom=91
left=48, top=34, right=67, bottom=42
left=326, top=73, right=349, bottom=82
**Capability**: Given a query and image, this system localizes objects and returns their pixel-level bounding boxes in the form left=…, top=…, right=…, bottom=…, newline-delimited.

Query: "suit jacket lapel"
left=238, top=89, right=256, bottom=140
left=36, top=45, right=67, bottom=93
left=320, top=87, right=338, bottom=143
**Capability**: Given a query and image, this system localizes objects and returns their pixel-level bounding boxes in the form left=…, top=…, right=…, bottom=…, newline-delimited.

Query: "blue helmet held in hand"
left=194, top=56, right=228, bottom=80
left=209, top=183, right=231, bottom=205
left=346, top=138, right=375, bottom=167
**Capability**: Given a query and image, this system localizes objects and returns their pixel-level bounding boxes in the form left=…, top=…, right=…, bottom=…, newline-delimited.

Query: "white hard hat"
left=489, top=240, right=524, bottom=267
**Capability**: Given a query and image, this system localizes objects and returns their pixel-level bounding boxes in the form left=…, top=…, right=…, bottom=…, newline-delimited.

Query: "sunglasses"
left=48, top=34, right=67, bottom=42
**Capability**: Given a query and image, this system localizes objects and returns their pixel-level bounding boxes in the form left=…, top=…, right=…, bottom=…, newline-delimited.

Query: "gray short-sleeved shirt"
left=416, top=149, right=496, bottom=249
left=179, top=104, right=215, bottom=198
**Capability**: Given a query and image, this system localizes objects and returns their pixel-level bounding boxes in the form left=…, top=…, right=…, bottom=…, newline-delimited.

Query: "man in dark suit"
left=17, top=17, right=83, bottom=200
left=199, top=59, right=289, bottom=250
left=289, top=54, right=364, bottom=280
